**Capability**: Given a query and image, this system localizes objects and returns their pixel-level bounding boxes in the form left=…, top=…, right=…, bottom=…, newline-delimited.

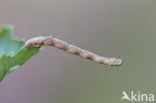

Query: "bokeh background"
left=0, top=0, right=156, bottom=103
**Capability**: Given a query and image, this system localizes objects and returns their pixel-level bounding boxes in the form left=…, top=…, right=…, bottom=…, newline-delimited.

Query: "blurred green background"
left=0, top=0, right=156, bottom=103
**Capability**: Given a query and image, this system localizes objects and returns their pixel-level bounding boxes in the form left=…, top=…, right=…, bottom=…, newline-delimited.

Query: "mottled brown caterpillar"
left=24, top=36, right=122, bottom=66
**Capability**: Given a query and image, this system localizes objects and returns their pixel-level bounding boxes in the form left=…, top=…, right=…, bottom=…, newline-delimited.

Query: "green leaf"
left=0, top=26, right=40, bottom=81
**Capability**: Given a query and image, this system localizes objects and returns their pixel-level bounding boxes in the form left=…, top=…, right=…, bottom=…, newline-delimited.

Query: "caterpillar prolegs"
left=24, top=36, right=122, bottom=66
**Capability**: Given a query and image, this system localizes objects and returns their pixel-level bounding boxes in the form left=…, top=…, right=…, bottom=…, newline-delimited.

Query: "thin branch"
left=24, top=36, right=122, bottom=66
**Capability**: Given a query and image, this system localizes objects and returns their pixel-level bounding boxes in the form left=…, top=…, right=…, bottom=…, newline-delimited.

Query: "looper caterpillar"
left=24, top=36, right=122, bottom=66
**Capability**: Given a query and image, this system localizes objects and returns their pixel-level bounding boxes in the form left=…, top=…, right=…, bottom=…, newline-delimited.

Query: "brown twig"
left=24, top=36, right=122, bottom=66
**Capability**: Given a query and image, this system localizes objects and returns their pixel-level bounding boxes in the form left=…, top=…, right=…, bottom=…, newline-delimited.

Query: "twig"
left=24, top=36, right=122, bottom=66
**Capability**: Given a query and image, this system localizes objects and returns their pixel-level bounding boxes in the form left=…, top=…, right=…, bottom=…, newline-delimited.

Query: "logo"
left=121, top=91, right=155, bottom=102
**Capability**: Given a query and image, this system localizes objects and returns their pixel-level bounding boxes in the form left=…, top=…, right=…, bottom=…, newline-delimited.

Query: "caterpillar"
left=24, top=35, right=122, bottom=66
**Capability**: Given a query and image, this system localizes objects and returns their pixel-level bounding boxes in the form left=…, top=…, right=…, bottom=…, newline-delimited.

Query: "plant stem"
left=24, top=36, right=122, bottom=66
